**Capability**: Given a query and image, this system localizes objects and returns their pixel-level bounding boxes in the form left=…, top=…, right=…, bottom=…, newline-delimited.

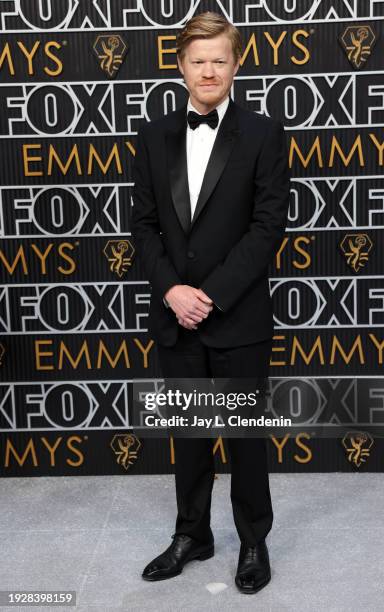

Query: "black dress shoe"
left=235, top=539, right=271, bottom=594
left=142, top=534, right=214, bottom=581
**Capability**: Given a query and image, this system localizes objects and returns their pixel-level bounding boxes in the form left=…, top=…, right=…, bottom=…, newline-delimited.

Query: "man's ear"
left=233, top=59, right=240, bottom=76
left=177, top=55, right=184, bottom=76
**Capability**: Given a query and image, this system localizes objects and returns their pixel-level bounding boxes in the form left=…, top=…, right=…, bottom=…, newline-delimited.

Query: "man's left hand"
left=177, top=289, right=213, bottom=329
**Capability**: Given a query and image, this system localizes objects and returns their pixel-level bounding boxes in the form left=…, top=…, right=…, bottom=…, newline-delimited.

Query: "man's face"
left=177, top=33, right=239, bottom=113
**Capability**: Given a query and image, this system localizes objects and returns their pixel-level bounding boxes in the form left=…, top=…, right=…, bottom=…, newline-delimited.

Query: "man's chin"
left=194, top=92, right=224, bottom=107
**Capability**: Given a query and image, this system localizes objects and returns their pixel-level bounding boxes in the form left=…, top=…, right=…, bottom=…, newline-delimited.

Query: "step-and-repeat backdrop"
left=0, top=1, right=383, bottom=475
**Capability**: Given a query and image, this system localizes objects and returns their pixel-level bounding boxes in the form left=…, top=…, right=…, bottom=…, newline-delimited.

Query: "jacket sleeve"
left=131, top=124, right=182, bottom=302
left=199, top=119, right=290, bottom=313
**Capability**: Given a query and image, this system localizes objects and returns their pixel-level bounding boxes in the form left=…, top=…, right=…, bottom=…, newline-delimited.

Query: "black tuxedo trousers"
left=157, top=328, right=273, bottom=546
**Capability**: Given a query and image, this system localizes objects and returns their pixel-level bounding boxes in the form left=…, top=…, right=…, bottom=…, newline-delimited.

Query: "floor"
left=0, top=473, right=383, bottom=611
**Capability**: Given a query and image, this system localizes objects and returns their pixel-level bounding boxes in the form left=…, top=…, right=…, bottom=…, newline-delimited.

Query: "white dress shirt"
left=186, top=96, right=230, bottom=220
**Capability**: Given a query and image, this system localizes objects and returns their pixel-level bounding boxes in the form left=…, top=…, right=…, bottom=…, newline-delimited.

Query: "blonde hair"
left=176, top=11, right=242, bottom=62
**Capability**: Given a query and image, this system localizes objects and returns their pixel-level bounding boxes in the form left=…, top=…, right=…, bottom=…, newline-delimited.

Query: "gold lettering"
left=369, top=133, right=384, bottom=166
left=329, top=135, right=364, bottom=167
left=44, top=41, right=62, bottom=76
left=125, top=140, right=136, bottom=157
left=41, top=437, right=62, bottom=467
left=330, top=335, right=364, bottom=364
left=48, top=145, right=82, bottom=175
left=58, top=243, right=76, bottom=274
left=5, top=439, right=37, bottom=467
left=0, top=246, right=28, bottom=274
left=67, top=436, right=84, bottom=466
left=213, top=437, right=227, bottom=463
left=271, top=434, right=290, bottom=463
left=264, top=31, right=286, bottom=65
left=87, top=143, right=122, bottom=175
left=289, top=136, right=323, bottom=168
left=294, top=433, right=312, bottom=463
left=291, top=30, right=310, bottom=65
left=368, top=334, right=384, bottom=364
left=158, top=35, right=177, bottom=69
left=133, top=338, right=154, bottom=369
left=275, top=237, right=289, bottom=269
left=169, top=436, right=175, bottom=464
left=0, top=43, right=14, bottom=74
left=30, top=243, right=54, bottom=274
left=96, top=340, right=130, bottom=369
left=35, top=340, right=54, bottom=370
left=240, top=33, right=260, bottom=66
left=17, top=41, right=40, bottom=75
left=291, top=336, right=325, bottom=365
left=23, top=144, right=43, bottom=176
left=293, top=236, right=311, bottom=269
left=271, top=335, right=286, bottom=366
left=58, top=341, right=92, bottom=370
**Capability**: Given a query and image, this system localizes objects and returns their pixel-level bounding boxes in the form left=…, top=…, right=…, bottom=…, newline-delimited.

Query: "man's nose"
left=201, top=62, right=215, bottom=77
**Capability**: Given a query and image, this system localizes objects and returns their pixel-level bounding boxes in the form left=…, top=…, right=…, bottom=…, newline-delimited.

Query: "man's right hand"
left=164, top=285, right=213, bottom=330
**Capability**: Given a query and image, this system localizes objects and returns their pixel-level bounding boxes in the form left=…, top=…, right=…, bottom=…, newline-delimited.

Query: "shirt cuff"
left=163, top=297, right=170, bottom=308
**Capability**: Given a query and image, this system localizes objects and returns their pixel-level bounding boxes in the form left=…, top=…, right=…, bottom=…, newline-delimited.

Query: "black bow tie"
left=187, top=108, right=219, bottom=130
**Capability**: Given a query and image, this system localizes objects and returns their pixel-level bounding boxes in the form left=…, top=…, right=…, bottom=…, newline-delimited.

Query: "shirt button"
left=187, top=250, right=195, bottom=259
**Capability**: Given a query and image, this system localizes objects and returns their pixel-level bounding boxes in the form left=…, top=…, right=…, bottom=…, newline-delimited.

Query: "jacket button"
left=187, top=250, right=195, bottom=259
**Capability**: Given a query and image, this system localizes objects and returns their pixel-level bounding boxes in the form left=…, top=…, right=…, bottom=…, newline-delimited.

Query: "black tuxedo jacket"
left=131, top=98, right=290, bottom=348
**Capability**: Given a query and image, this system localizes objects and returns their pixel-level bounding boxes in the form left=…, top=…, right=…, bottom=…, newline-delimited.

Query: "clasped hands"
left=164, top=285, right=214, bottom=330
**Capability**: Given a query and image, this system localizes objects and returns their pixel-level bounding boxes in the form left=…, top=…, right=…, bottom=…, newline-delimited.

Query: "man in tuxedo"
left=132, top=12, right=290, bottom=594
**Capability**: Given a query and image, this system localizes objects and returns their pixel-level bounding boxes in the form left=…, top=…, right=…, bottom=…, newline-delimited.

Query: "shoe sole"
left=235, top=573, right=271, bottom=594
left=142, top=546, right=215, bottom=581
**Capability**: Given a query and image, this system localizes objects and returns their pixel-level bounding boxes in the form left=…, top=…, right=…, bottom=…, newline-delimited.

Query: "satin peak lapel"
left=166, top=109, right=191, bottom=235
left=190, top=99, right=241, bottom=229
left=166, top=100, right=241, bottom=235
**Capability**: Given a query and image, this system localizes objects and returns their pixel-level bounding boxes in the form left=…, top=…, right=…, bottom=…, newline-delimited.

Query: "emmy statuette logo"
left=341, top=431, right=374, bottom=467
left=103, top=239, right=135, bottom=277
left=111, top=434, right=141, bottom=471
left=340, top=233, right=373, bottom=273
left=93, top=34, right=128, bottom=77
left=339, top=25, right=377, bottom=69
